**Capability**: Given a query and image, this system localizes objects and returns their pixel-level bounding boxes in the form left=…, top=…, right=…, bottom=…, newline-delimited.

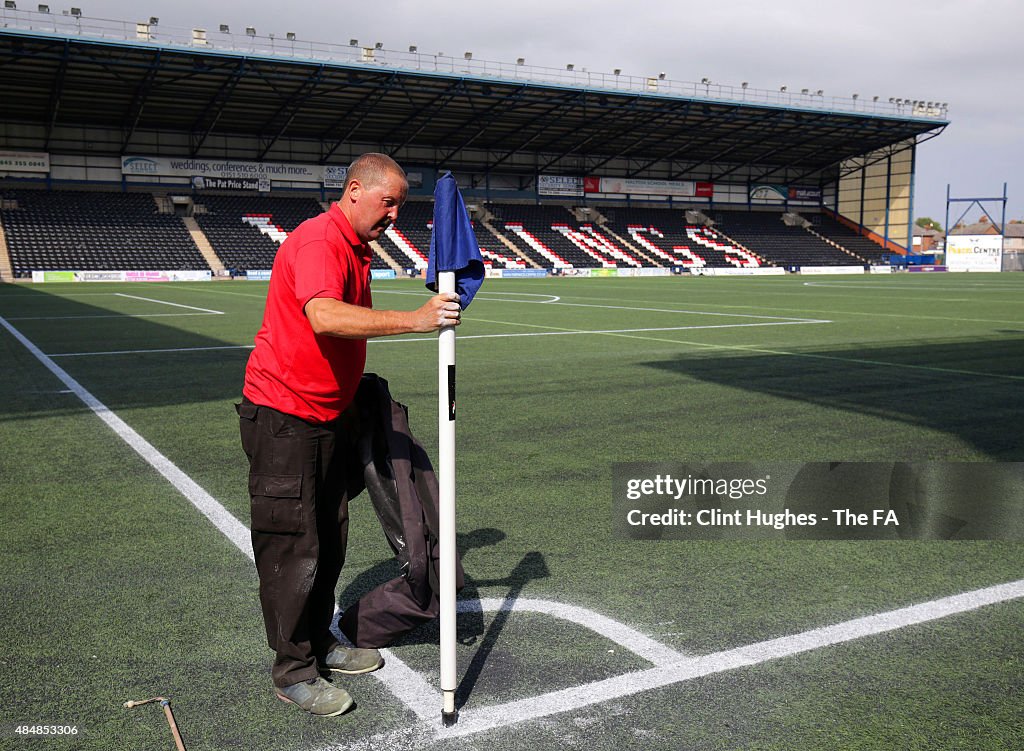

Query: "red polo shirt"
left=243, top=204, right=373, bottom=423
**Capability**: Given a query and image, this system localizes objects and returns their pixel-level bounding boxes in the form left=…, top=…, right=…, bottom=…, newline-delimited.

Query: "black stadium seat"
left=1, top=189, right=206, bottom=278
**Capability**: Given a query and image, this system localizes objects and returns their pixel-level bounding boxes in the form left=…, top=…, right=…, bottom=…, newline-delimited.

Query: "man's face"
left=345, top=172, right=408, bottom=243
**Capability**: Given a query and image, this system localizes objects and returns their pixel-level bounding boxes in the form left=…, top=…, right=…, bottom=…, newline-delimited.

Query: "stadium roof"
left=0, top=18, right=948, bottom=183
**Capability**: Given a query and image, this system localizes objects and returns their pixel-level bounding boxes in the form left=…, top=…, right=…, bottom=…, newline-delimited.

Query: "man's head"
left=337, top=153, right=408, bottom=244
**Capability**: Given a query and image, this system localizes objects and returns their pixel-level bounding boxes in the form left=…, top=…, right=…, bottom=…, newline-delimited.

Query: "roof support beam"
left=319, top=72, right=401, bottom=162
left=709, top=118, right=838, bottom=181
left=482, top=91, right=587, bottom=174
left=383, top=79, right=469, bottom=154
left=189, top=59, right=248, bottom=156
left=661, top=109, right=787, bottom=179
left=583, top=102, right=703, bottom=174
left=535, top=96, right=642, bottom=173
left=257, top=65, right=325, bottom=160
left=42, top=39, right=70, bottom=150
left=436, top=84, right=530, bottom=166
left=120, top=49, right=163, bottom=153
left=752, top=122, right=903, bottom=183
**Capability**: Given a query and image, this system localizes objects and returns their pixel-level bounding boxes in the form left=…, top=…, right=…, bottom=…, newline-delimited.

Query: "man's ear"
left=346, top=179, right=362, bottom=201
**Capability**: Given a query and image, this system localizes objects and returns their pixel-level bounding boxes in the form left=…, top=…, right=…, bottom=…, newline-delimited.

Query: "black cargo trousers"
left=237, top=397, right=354, bottom=689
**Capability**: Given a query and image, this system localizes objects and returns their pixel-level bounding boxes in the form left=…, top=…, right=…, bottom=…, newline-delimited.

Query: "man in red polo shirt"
left=238, top=153, right=460, bottom=716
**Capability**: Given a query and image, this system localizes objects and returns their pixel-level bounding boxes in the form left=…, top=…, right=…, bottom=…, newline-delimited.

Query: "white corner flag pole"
left=438, top=270, right=459, bottom=727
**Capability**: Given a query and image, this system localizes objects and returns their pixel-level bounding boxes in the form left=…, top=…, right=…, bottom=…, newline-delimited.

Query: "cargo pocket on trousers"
left=249, top=473, right=304, bottom=534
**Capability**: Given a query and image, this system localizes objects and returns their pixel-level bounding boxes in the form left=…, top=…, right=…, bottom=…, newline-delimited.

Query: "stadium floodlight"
left=741, top=81, right=748, bottom=89
left=408, top=45, right=417, bottom=52
left=852, top=93, right=858, bottom=99
left=516, top=57, right=525, bottom=65
left=658, top=72, right=666, bottom=80
left=873, top=96, right=879, bottom=102
left=566, top=63, right=574, bottom=71
left=70, top=7, right=81, bottom=15
left=4, top=1, right=15, bottom=8
left=801, top=88, right=809, bottom=95
left=219, top=24, right=229, bottom=33
left=245, top=26, right=255, bottom=36
left=374, top=41, right=383, bottom=49
left=37, top=3, right=48, bottom=11
left=701, top=77, right=711, bottom=85
left=349, top=38, right=358, bottom=46
left=613, top=68, right=621, bottom=75
left=816, top=89, right=823, bottom=96
left=780, top=86, right=787, bottom=92
left=149, top=16, right=158, bottom=24
left=286, top=32, right=295, bottom=40
left=888, top=97, right=895, bottom=103
left=464, top=51, right=472, bottom=60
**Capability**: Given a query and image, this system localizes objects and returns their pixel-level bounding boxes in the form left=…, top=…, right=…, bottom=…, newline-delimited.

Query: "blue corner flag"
left=426, top=172, right=485, bottom=309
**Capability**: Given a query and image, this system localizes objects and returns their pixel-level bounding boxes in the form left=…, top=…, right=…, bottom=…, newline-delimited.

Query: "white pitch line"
left=802, top=281, right=1018, bottom=291
left=0, top=314, right=428, bottom=718
left=115, top=293, right=225, bottom=314
left=328, top=578, right=1024, bottom=749
left=464, top=598, right=687, bottom=666
left=4, top=313, right=222, bottom=321
left=369, top=320, right=831, bottom=344
left=375, top=289, right=561, bottom=304
left=49, top=344, right=255, bottom=358
left=375, top=288, right=823, bottom=323
left=43, top=320, right=832, bottom=357
left=544, top=300, right=824, bottom=321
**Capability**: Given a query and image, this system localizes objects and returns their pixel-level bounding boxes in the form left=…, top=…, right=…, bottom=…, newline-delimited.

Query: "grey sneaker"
left=276, top=677, right=353, bottom=716
left=323, top=645, right=384, bottom=675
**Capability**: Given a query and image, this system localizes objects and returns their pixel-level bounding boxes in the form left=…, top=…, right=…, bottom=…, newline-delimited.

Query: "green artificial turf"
left=1, top=275, right=1022, bottom=750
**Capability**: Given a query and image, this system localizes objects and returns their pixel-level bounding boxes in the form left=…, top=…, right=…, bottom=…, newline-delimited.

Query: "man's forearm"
left=305, top=294, right=460, bottom=338
left=305, top=298, right=415, bottom=339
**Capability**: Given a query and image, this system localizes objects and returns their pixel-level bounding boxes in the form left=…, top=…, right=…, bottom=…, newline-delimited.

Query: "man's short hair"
left=343, top=153, right=406, bottom=192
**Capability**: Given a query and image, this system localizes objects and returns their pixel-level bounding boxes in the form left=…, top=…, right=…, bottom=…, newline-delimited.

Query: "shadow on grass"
left=641, top=336, right=1024, bottom=460
left=336, top=527, right=520, bottom=647
left=453, top=550, right=550, bottom=709
left=0, top=284, right=252, bottom=421
left=334, top=528, right=551, bottom=709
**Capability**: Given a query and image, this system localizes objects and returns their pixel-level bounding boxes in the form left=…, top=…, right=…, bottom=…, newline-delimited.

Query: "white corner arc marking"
left=461, top=598, right=686, bottom=666
left=324, top=579, right=1024, bottom=749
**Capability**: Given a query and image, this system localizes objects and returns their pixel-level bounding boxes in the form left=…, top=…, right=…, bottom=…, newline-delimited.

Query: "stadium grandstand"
left=0, top=7, right=950, bottom=281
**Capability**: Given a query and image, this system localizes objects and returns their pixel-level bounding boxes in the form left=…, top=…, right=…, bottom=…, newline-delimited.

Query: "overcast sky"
left=68, top=0, right=1024, bottom=223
